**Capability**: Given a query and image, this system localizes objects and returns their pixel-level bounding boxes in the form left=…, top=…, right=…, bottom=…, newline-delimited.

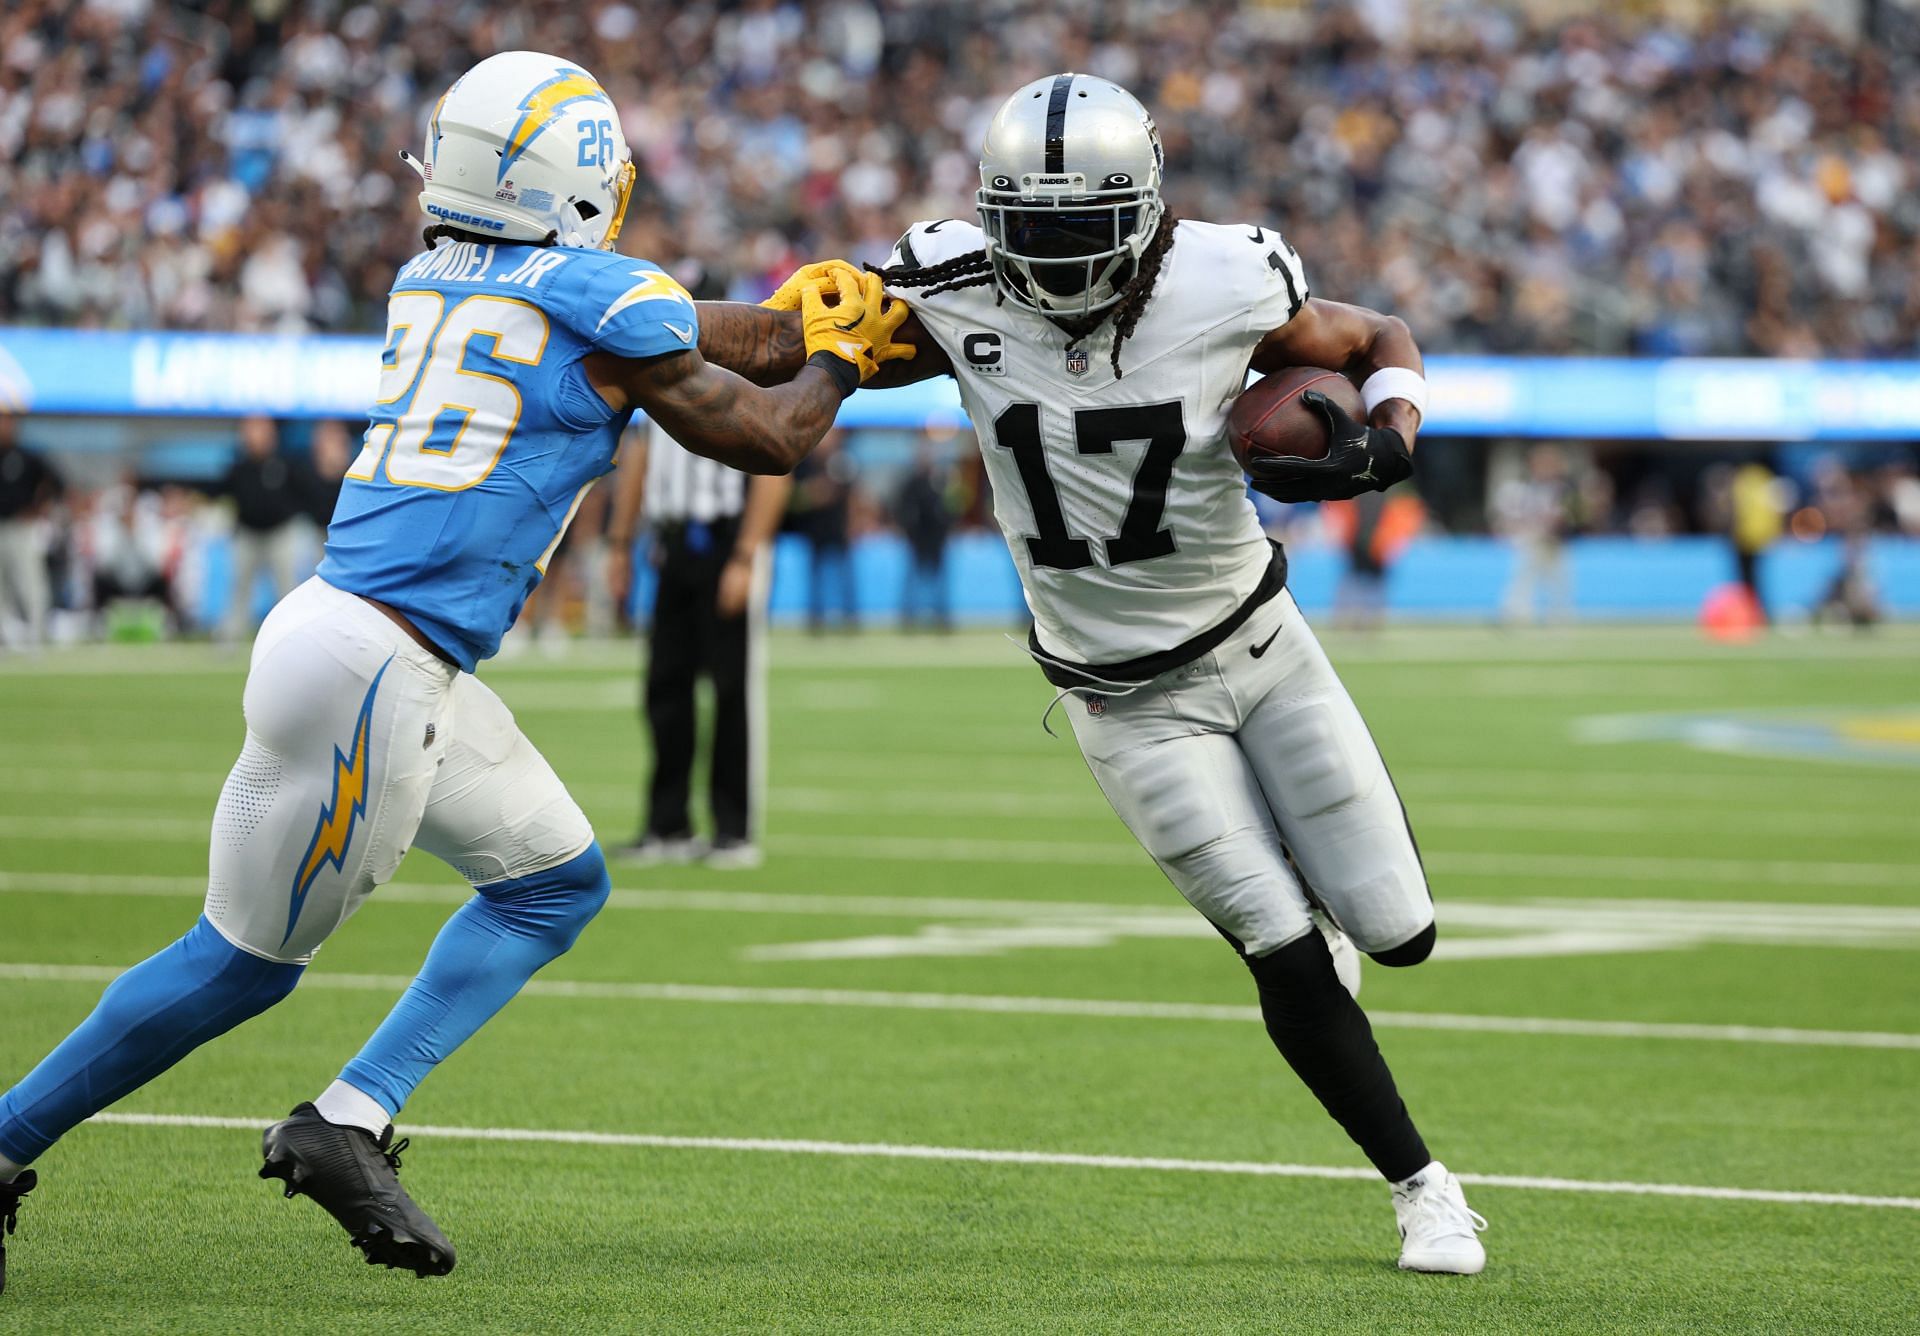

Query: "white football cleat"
left=1392, top=1161, right=1487, bottom=1274
left=1314, top=911, right=1362, bottom=999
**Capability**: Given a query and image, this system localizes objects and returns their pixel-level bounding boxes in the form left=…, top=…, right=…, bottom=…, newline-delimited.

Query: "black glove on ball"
left=1247, top=390, right=1414, bottom=503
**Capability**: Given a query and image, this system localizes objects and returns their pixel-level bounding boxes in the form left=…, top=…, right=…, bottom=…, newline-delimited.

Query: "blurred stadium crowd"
left=2, top=0, right=1918, bottom=646
left=2, top=0, right=1918, bottom=357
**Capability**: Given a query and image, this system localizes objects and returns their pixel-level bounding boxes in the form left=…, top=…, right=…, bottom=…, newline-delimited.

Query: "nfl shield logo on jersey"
left=1084, top=693, right=1107, bottom=716
left=1064, top=347, right=1090, bottom=377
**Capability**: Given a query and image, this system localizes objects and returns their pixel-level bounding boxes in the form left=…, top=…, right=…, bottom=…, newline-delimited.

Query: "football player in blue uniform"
left=0, top=50, right=911, bottom=1291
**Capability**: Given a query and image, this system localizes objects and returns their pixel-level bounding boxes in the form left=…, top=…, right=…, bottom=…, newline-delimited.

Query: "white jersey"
left=883, top=218, right=1310, bottom=668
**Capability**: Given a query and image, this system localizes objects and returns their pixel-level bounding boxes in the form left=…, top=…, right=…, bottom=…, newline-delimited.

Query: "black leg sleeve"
left=1244, top=930, right=1431, bottom=1182
left=643, top=542, right=701, bottom=840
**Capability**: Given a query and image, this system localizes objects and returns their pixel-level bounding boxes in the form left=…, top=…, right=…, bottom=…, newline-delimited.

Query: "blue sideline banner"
left=1, top=326, right=1918, bottom=440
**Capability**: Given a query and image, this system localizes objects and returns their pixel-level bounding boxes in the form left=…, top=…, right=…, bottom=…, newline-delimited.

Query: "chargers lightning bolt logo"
left=498, top=67, right=609, bottom=183
left=285, top=657, right=392, bottom=947
left=595, top=268, right=694, bottom=334
left=427, top=76, right=462, bottom=158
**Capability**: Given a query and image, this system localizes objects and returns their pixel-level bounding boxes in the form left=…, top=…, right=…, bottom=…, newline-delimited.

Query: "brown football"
left=1227, top=366, right=1364, bottom=469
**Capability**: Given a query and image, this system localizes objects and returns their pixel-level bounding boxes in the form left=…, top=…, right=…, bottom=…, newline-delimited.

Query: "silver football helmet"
left=977, top=73, right=1166, bottom=317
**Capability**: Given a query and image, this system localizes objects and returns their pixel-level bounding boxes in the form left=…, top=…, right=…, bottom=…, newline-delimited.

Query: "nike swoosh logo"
left=1249, top=624, right=1282, bottom=658
left=663, top=322, right=693, bottom=344
left=1247, top=226, right=1265, bottom=244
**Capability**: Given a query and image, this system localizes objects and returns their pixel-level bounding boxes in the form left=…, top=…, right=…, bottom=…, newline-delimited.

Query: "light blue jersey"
left=319, top=240, right=698, bottom=669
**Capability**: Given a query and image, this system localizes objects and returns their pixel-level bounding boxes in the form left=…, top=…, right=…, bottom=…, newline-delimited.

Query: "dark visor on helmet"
left=995, top=203, right=1139, bottom=295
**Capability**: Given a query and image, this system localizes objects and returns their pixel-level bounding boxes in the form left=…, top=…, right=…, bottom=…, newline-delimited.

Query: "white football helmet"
left=977, top=73, right=1166, bottom=317
left=403, top=50, right=635, bottom=250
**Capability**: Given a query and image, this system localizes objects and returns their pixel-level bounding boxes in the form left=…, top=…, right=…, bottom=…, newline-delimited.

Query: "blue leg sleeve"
left=0, top=916, right=304, bottom=1165
left=338, top=844, right=610, bottom=1117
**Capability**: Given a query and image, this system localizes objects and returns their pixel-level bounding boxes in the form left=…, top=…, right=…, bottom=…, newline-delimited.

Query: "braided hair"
left=876, top=212, right=1180, bottom=379
left=1100, top=210, right=1177, bottom=379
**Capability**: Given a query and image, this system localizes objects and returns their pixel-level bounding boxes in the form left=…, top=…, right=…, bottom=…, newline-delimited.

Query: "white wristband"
left=1361, top=367, right=1428, bottom=420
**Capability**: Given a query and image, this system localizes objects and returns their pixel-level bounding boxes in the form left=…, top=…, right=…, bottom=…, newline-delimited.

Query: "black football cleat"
left=0, top=1169, right=35, bottom=1298
left=260, top=1104, right=455, bottom=1278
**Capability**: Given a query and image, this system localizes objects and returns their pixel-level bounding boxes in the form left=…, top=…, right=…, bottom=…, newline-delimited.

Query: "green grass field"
left=2, top=625, right=1918, bottom=1333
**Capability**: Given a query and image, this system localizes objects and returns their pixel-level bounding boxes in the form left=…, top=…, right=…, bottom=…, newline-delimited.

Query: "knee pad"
left=477, top=843, right=611, bottom=953
left=1366, top=921, right=1436, bottom=968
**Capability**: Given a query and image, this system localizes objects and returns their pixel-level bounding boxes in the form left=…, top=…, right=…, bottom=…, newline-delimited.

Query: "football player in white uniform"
left=859, top=74, right=1487, bottom=1274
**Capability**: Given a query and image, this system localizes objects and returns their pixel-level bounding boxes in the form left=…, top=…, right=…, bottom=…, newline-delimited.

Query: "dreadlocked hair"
left=870, top=212, right=1180, bottom=379
left=871, top=249, right=998, bottom=300
left=1102, top=210, right=1178, bottom=379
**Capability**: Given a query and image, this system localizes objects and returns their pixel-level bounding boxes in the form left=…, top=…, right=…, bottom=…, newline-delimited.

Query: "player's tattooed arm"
left=694, top=303, right=952, bottom=391
left=1251, top=298, right=1424, bottom=446
left=693, top=302, right=808, bottom=387
left=586, top=348, right=845, bottom=475
left=590, top=269, right=914, bottom=473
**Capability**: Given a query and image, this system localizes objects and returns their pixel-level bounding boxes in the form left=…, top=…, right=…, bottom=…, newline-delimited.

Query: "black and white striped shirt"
left=644, top=421, right=745, bottom=524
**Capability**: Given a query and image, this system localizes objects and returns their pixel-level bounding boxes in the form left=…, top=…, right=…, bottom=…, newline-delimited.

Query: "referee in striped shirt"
left=607, top=421, right=789, bottom=869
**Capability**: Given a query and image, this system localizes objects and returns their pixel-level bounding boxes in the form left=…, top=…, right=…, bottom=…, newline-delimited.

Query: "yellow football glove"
left=853, top=270, right=918, bottom=370
left=799, top=266, right=879, bottom=395
left=799, top=270, right=920, bottom=394
left=762, top=259, right=863, bottom=312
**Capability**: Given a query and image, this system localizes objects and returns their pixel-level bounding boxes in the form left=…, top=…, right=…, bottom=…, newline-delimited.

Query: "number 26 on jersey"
left=347, top=292, right=551, bottom=492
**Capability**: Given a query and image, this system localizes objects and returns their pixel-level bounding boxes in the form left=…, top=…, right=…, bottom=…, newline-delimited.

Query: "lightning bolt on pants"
left=0, top=581, right=447, bottom=1165
left=0, top=577, right=604, bottom=1166
left=207, top=579, right=456, bottom=964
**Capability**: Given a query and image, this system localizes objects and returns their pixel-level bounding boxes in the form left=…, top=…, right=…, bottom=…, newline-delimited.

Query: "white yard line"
left=13, top=814, right=1907, bottom=886
left=9, top=775, right=1919, bottom=838
left=13, top=752, right=1918, bottom=809
left=1396, top=766, right=1917, bottom=798
left=82, top=1111, right=1920, bottom=1210
left=762, top=836, right=1920, bottom=888
left=0, top=814, right=211, bottom=840
left=1429, top=851, right=1920, bottom=888
left=0, top=871, right=1164, bottom=919
left=7, top=870, right=1920, bottom=939
left=4, top=962, right=1916, bottom=1052
left=1408, top=802, right=1913, bottom=838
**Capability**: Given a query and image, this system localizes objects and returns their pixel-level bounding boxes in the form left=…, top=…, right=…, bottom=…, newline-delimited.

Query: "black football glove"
left=1247, top=390, right=1414, bottom=503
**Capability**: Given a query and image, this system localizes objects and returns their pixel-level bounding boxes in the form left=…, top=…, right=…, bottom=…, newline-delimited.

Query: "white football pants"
left=205, top=577, right=595, bottom=963
left=1065, top=590, right=1431, bottom=958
